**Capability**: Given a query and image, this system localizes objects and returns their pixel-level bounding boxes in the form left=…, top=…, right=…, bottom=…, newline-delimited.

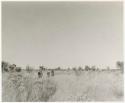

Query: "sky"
left=2, top=2, right=123, bottom=69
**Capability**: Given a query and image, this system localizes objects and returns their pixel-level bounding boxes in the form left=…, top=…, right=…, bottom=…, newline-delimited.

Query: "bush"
left=15, top=67, right=22, bottom=72
left=9, top=64, right=16, bottom=72
left=78, top=66, right=83, bottom=71
left=2, top=61, right=9, bottom=72
left=72, top=67, right=77, bottom=71
left=84, top=66, right=90, bottom=71
left=91, top=66, right=96, bottom=71
left=39, top=66, right=46, bottom=72
left=116, top=61, right=124, bottom=73
left=55, top=67, right=61, bottom=71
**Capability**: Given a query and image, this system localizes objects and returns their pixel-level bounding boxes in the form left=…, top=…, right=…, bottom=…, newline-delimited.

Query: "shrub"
left=9, top=64, right=16, bottom=72
left=2, top=61, right=9, bottom=72
left=84, top=65, right=90, bottom=71
left=15, top=67, right=22, bottom=72
left=78, top=66, right=83, bottom=71
left=116, top=61, right=124, bottom=73
left=72, top=67, right=77, bottom=71
left=39, top=66, right=46, bottom=72
left=91, top=66, right=96, bottom=71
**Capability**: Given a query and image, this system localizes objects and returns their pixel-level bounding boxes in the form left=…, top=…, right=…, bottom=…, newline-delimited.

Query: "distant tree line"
left=2, top=61, right=124, bottom=73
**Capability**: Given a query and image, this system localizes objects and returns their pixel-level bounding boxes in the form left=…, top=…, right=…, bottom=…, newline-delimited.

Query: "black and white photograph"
left=1, top=1, right=124, bottom=102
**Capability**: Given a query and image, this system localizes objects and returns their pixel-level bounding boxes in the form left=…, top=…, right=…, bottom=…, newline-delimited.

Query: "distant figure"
left=38, top=71, right=43, bottom=78
left=47, top=72, right=50, bottom=77
left=51, top=70, right=54, bottom=76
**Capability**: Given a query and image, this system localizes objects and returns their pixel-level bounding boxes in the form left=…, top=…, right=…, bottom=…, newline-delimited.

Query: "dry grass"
left=2, top=72, right=57, bottom=102
left=2, top=70, right=124, bottom=102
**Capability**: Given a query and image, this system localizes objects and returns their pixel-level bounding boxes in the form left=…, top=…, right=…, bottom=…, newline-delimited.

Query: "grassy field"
left=2, top=69, right=124, bottom=102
